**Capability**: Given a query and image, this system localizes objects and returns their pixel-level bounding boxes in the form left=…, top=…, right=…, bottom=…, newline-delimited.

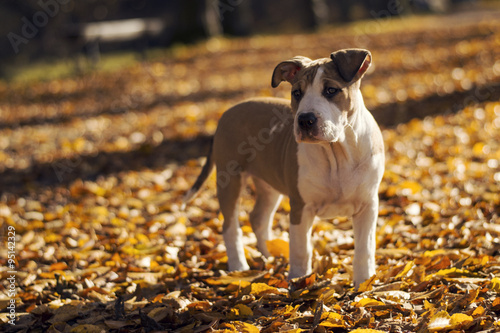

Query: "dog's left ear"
left=330, top=49, right=372, bottom=83
left=271, top=56, right=312, bottom=88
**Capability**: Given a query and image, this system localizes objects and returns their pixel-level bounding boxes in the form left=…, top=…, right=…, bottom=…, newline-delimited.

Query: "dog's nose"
left=298, top=113, right=317, bottom=130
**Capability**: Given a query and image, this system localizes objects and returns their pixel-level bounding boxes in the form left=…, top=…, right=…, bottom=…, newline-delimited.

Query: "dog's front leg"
left=352, top=199, right=378, bottom=287
left=288, top=206, right=315, bottom=279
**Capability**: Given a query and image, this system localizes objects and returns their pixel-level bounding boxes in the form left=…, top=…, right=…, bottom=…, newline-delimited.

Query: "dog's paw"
left=288, top=267, right=310, bottom=280
left=227, top=261, right=250, bottom=272
left=353, top=271, right=376, bottom=290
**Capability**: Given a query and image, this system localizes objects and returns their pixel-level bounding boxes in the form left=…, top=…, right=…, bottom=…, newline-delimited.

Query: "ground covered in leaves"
left=1, top=9, right=500, bottom=333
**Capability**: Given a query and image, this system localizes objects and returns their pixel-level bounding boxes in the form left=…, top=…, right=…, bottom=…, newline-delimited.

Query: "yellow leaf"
left=0, top=151, right=9, bottom=162
left=424, top=300, right=435, bottom=311
left=49, top=262, right=69, bottom=271
left=472, top=142, right=485, bottom=156
left=399, top=180, right=423, bottom=194
left=228, top=303, right=253, bottom=319
left=319, top=312, right=345, bottom=328
left=205, top=119, right=218, bottom=132
left=250, top=283, right=283, bottom=297
left=45, top=232, right=63, bottom=243
left=450, top=313, right=473, bottom=329
left=423, top=249, right=449, bottom=257
left=39, top=271, right=66, bottom=279
left=357, top=274, right=377, bottom=292
left=280, top=198, right=291, bottom=212
left=493, top=297, right=500, bottom=309
left=241, top=225, right=253, bottom=233
left=385, top=185, right=398, bottom=197
left=90, top=206, right=108, bottom=216
left=491, top=277, right=500, bottom=292
left=136, top=233, right=150, bottom=244
left=225, top=280, right=252, bottom=293
left=218, top=322, right=236, bottom=331
left=72, top=137, right=86, bottom=153
left=349, top=329, right=387, bottom=333
left=428, top=310, right=451, bottom=332
left=111, top=252, right=122, bottom=263
left=425, top=267, right=471, bottom=281
left=86, top=184, right=107, bottom=197
left=266, top=239, right=289, bottom=259
left=234, top=303, right=253, bottom=317
left=352, top=297, right=385, bottom=307
left=472, top=305, right=485, bottom=317
left=396, top=261, right=414, bottom=279
left=186, top=226, right=196, bottom=236
left=276, top=304, right=300, bottom=317
left=205, top=271, right=266, bottom=285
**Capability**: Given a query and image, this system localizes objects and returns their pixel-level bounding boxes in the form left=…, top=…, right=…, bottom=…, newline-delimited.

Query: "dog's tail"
left=181, top=140, right=215, bottom=211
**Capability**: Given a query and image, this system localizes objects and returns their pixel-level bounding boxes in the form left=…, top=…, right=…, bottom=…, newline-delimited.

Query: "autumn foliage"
left=1, top=12, right=500, bottom=333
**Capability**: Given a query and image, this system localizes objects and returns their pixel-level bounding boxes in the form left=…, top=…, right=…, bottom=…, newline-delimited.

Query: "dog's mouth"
left=295, top=131, right=319, bottom=143
left=295, top=123, right=344, bottom=143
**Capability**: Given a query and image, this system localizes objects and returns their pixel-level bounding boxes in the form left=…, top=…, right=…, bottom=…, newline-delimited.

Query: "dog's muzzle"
left=297, top=112, right=318, bottom=142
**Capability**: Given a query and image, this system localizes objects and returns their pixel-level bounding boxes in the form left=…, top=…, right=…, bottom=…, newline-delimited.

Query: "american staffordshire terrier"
left=183, top=48, right=384, bottom=287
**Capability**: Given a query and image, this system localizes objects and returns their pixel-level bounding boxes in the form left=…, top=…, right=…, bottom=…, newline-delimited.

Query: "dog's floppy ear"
left=330, top=49, right=371, bottom=83
left=271, top=56, right=312, bottom=88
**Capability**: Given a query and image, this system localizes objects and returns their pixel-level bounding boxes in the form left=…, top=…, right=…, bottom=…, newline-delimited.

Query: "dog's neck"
left=329, top=102, right=372, bottom=163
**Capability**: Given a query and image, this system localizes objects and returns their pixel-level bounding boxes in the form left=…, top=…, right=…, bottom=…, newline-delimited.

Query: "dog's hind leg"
left=249, top=176, right=282, bottom=257
left=218, top=172, right=250, bottom=271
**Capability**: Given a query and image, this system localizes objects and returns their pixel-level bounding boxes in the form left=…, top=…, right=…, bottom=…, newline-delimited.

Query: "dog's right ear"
left=271, top=56, right=312, bottom=88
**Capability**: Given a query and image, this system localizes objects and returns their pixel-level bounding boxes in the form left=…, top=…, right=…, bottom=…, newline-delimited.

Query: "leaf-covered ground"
left=1, top=10, right=500, bottom=333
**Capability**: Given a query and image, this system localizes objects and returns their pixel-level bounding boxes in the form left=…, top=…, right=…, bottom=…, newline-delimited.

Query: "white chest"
left=296, top=142, right=380, bottom=219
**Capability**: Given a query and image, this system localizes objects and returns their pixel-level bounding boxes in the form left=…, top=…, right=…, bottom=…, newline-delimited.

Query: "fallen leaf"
left=353, top=298, right=385, bottom=308
left=427, top=311, right=451, bottom=332
left=319, top=312, right=345, bottom=328
left=250, top=283, right=285, bottom=297
left=450, top=313, right=473, bottom=329
left=70, top=324, right=106, bottom=333
left=205, top=271, right=267, bottom=285
left=266, top=239, right=290, bottom=259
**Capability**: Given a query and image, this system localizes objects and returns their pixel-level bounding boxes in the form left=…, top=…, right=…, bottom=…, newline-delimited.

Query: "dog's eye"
left=292, top=89, right=302, bottom=100
left=323, top=87, right=339, bottom=98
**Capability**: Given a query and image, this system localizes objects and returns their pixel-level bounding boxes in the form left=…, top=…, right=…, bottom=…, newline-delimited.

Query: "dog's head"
left=272, top=49, right=371, bottom=143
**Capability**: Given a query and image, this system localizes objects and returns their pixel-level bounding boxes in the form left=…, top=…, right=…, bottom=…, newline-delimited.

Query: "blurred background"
left=0, top=0, right=499, bottom=188
left=0, top=0, right=491, bottom=79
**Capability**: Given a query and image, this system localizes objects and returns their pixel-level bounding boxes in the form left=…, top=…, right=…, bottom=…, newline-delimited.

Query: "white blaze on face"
left=295, top=66, right=347, bottom=143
